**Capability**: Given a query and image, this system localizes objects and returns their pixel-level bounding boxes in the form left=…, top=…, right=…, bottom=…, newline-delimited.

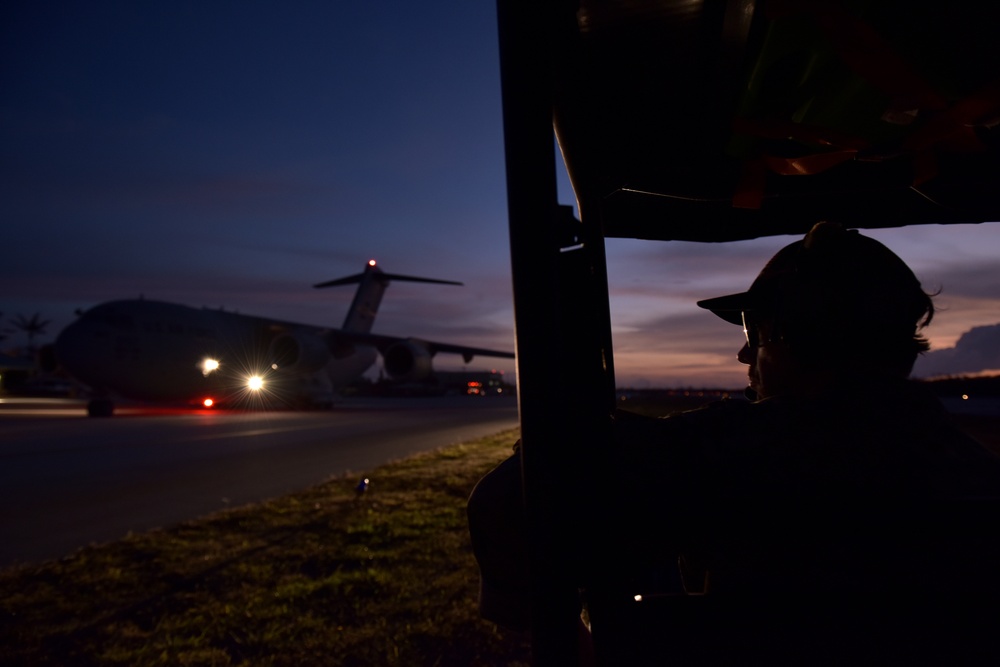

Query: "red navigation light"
left=203, top=398, right=215, bottom=408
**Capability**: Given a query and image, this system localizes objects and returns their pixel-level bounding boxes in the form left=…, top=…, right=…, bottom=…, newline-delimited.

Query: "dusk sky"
left=3, top=2, right=1000, bottom=390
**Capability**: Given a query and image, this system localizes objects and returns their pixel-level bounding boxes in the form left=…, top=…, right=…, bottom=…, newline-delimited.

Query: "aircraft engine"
left=267, top=333, right=331, bottom=373
left=383, top=339, right=433, bottom=381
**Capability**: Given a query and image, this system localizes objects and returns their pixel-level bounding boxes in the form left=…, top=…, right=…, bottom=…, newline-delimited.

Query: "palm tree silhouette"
left=12, top=313, right=51, bottom=349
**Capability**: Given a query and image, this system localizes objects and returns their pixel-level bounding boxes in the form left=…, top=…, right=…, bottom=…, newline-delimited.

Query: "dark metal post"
left=496, top=1, right=618, bottom=664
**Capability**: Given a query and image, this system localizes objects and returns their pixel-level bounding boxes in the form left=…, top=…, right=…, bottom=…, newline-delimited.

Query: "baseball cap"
left=696, top=222, right=927, bottom=327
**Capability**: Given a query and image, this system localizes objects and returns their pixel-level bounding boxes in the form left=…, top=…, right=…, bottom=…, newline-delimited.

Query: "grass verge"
left=4, top=405, right=995, bottom=667
left=0, top=428, right=530, bottom=667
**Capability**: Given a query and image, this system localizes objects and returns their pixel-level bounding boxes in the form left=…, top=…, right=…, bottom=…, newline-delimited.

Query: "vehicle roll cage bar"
left=496, top=1, right=1000, bottom=664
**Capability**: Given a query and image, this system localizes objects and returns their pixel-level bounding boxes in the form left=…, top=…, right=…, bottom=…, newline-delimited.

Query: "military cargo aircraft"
left=54, top=260, right=514, bottom=416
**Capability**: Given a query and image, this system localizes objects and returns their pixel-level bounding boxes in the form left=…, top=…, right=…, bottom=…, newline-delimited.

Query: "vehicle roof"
left=553, top=1, right=1000, bottom=243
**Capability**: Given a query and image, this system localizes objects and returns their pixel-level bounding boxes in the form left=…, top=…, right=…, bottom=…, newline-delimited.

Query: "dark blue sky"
left=3, top=2, right=1000, bottom=387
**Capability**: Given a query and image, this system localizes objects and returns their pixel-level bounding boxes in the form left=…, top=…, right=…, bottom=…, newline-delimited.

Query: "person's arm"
left=467, top=446, right=533, bottom=630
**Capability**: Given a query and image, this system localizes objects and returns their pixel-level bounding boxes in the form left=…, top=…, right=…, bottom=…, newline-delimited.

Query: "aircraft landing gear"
left=87, top=398, right=114, bottom=417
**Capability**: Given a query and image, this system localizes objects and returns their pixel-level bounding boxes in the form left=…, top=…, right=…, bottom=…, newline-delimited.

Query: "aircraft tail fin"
left=314, top=260, right=462, bottom=333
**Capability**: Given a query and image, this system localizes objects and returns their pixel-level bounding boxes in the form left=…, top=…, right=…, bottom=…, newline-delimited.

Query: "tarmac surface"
left=0, top=395, right=519, bottom=567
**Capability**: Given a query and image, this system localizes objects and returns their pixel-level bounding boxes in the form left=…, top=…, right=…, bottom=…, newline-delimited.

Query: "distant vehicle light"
left=199, top=358, right=220, bottom=376
left=247, top=376, right=264, bottom=391
left=203, top=398, right=215, bottom=408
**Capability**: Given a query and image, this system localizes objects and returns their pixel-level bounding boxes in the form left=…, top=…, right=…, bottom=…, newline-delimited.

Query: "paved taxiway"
left=0, top=396, right=519, bottom=567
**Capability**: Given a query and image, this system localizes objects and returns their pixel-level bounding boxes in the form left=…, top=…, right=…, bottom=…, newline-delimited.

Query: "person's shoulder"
left=678, top=396, right=756, bottom=421
left=614, top=397, right=762, bottom=443
left=615, top=396, right=755, bottom=420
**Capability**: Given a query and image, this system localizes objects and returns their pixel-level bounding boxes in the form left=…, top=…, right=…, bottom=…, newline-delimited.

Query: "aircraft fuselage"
left=55, top=300, right=374, bottom=406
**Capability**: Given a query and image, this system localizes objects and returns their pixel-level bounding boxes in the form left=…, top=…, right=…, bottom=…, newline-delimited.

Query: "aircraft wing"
left=407, top=339, right=516, bottom=363
left=327, top=330, right=514, bottom=363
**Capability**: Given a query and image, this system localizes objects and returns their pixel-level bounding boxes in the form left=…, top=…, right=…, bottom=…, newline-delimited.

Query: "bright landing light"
left=199, top=358, right=221, bottom=376
left=247, top=376, right=265, bottom=391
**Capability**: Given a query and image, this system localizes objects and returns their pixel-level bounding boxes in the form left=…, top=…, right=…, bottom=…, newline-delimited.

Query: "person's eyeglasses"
left=742, top=311, right=784, bottom=348
left=742, top=311, right=760, bottom=348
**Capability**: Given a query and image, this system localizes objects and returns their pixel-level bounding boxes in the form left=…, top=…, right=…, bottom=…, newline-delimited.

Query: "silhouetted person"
left=469, top=222, right=1000, bottom=664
